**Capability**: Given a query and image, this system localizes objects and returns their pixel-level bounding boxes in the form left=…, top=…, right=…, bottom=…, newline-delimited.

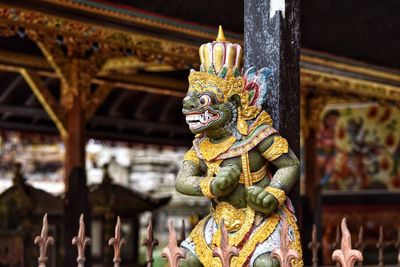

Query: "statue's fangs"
left=176, top=26, right=303, bottom=267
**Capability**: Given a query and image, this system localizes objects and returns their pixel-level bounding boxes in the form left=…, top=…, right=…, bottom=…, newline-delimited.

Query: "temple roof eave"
left=88, top=182, right=171, bottom=213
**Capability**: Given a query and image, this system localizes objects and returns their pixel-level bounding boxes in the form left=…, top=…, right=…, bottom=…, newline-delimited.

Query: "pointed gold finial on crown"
left=216, top=25, right=226, bottom=42
left=198, top=25, right=242, bottom=75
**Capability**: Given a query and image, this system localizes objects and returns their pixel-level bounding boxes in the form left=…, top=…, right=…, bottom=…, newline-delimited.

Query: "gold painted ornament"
left=237, top=107, right=249, bottom=136
left=265, top=186, right=286, bottom=207
left=199, top=176, right=216, bottom=199
left=199, top=136, right=236, bottom=161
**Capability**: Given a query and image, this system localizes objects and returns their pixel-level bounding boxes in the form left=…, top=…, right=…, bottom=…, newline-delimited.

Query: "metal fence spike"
left=332, top=218, right=363, bottom=267
left=376, top=225, right=388, bottom=267
left=331, top=224, right=341, bottom=267
left=108, top=216, right=126, bottom=267
left=142, top=217, right=159, bottom=267
left=354, top=225, right=365, bottom=267
left=272, top=219, right=300, bottom=267
left=308, top=224, right=320, bottom=267
left=332, top=224, right=340, bottom=251
left=34, top=214, right=54, bottom=267
left=396, top=226, right=400, bottom=267
left=72, top=214, right=91, bottom=267
left=162, top=220, right=186, bottom=267
left=178, top=219, right=186, bottom=246
left=212, top=219, right=239, bottom=267
left=398, top=251, right=400, bottom=267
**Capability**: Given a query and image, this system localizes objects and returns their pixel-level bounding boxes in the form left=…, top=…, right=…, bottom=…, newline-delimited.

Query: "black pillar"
left=244, top=0, right=301, bottom=212
left=64, top=167, right=91, bottom=267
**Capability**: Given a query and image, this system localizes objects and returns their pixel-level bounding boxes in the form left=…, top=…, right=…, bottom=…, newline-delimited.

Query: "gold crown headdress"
left=188, top=26, right=273, bottom=134
left=199, top=25, right=242, bottom=76
left=189, top=26, right=245, bottom=104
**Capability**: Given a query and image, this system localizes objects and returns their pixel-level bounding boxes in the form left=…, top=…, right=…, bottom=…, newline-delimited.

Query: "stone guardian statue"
left=176, top=26, right=302, bottom=267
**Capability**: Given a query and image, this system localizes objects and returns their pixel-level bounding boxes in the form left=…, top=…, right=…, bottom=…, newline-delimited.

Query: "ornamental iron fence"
left=29, top=214, right=400, bottom=267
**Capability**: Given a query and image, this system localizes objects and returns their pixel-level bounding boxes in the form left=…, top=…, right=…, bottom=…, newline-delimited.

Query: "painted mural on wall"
left=317, top=103, right=400, bottom=191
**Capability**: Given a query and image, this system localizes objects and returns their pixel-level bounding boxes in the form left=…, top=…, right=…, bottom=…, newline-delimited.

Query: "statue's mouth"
left=185, top=110, right=220, bottom=130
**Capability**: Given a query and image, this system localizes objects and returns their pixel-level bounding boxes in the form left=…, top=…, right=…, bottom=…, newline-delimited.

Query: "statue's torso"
left=199, top=145, right=271, bottom=209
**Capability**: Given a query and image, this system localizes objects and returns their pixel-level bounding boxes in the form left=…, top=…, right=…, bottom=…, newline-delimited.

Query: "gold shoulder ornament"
left=262, top=135, right=289, bottom=161
left=183, top=149, right=200, bottom=165
left=199, top=136, right=236, bottom=161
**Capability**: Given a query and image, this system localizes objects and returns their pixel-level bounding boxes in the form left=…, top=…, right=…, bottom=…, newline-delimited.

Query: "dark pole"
left=244, top=0, right=301, bottom=217
left=244, top=0, right=302, bottom=260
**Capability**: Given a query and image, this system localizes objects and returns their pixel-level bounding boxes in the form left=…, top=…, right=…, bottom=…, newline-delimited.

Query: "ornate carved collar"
left=193, top=123, right=277, bottom=161
left=198, top=135, right=237, bottom=161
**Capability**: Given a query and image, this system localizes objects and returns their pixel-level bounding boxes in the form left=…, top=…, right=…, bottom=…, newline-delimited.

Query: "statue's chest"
left=200, top=148, right=265, bottom=176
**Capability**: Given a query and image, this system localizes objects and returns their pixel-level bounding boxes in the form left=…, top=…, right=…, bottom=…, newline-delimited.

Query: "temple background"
left=0, top=0, right=399, bottom=266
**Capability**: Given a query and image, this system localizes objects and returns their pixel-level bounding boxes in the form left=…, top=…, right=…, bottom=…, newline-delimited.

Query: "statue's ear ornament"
left=243, top=66, right=272, bottom=110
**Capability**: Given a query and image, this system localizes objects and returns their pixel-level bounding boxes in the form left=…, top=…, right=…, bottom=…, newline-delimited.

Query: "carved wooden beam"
left=0, top=62, right=185, bottom=97
left=0, top=49, right=188, bottom=85
left=41, top=0, right=237, bottom=42
left=36, top=42, right=72, bottom=88
left=301, top=52, right=400, bottom=84
left=301, top=69, right=400, bottom=102
left=19, top=68, right=67, bottom=138
left=85, top=84, right=112, bottom=121
left=0, top=75, right=23, bottom=103
left=93, top=79, right=185, bottom=97
left=37, top=42, right=108, bottom=110
left=0, top=49, right=52, bottom=71
left=0, top=5, right=199, bottom=68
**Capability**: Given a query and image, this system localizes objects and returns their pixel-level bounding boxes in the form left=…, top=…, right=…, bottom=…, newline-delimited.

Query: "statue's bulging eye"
left=199, top=95, right=211, bottom=106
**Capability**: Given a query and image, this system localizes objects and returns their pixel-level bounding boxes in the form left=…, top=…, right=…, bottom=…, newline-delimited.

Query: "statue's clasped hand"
left=245, top=186, right=278, bottom=216
left=211, top=164, right=241, bottom=197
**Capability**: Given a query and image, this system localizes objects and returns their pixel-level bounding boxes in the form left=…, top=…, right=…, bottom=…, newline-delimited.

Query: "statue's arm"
left=258, top=134, right=300, bottom=194
left=175, top=150, right=204, bottom=196
left=246, top=134, right=299, bottom=215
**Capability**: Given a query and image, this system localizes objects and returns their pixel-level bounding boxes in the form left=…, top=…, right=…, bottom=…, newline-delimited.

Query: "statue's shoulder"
left=191, top=111, right=278, bottom=161
left=183, top=147, right=201, bottom=165
left=215, top=122, right=277, bottom=160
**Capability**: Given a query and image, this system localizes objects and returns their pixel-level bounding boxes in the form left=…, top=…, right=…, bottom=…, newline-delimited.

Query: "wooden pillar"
left=63, top=79, right=90, bottom=267
left=303, top=126, right=319, bottom=264
left=35, top=41, right=108, bottom=266
left=244, top=0, right=300, bottom=209
left=59, top=57, right=109, bottom=267
left=64, top=94, right=86, bottom=189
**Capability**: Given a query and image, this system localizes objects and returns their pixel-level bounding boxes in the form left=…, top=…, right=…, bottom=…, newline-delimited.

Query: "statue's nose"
left=182, top=98, right=197, bottom=110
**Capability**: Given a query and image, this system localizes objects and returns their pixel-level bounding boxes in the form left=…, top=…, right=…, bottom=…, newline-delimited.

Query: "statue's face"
left=182, top=89, right=232, bottom=135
